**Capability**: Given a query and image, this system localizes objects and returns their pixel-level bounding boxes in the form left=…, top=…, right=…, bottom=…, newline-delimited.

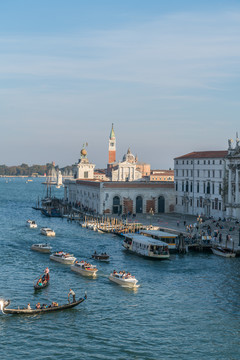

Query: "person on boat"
left=36, top=302, right=41, bottom=309
left=41, top=304, right=47, bottom=309
left=27, top=303, right=31, bottom=310
left=68, top=289, right=76, bottom=303
left=37, top=278, right=43, bottom=286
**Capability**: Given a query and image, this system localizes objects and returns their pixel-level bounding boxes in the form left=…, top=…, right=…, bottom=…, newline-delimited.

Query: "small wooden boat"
left=92, top=252, right=109, bottom=261
left=34, top=280, right=49, bottom=290
left=1, top=295, right=86, bottom=315
left=211, top=247, right=236, bottom=258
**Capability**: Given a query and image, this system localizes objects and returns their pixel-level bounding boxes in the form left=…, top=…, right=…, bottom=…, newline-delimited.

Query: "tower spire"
left=108, top=124, right=116, bottom=163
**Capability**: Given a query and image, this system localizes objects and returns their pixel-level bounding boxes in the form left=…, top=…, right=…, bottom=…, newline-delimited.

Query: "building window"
left=208, top=170, right=210, bottom=178
left=219, top=170, right=222, bottom=178
left=182, top=181, right=184, bottom=191
left=186, top=181, right=189, bottom=192
left=204, top=183, right=206, bottom=193
left=220, top=160, right=222, bottom=165
left=176, top=160, right=178, bottom=164
left=208, top=160, right=210, bottom=164
left=191, top=170, right=193, bottom=177
left=219, top=202, right=221, bottom=210
left=198, top=160, right=200, bottom=165
left=182, top=169, right=184, bottom=176
left=176, top=169, right=178, bottom=176
left=187, top=161, right=188, bottom=164
left=191, top=161, right=193, bottom=164
left=213, top=160, right=215, bottom=164
left=176, top=182, right=178, bottom=191
left=212, top=183, right=215, bottom=194
left=197, top=170, right=200, bottom=177
left=207, top=182, right=210, bottom=194
left=197, top=199, right=199, bottom=207
left=186, top=170, right=188, bottom=176
left=197, top=183, right=199, bottom=193
left=190, top=182, right=193, bottom=192
left=219, top=184, right=222, bottom=195
left=204, top=160, right=206, bottom=165
left=176, top=197, right=178, bottom=205
left=212, top=170, right=215, bottom=177
left=84, top=171, right=88, bottom=178
left=182, top=161, right=184, bottom=164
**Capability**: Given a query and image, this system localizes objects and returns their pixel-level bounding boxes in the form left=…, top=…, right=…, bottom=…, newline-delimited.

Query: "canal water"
left=0, top=178, right=239, bottom=360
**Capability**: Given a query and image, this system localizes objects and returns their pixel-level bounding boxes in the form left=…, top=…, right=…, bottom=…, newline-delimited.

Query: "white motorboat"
left=71, top=261, right=98, bottom=277
left=108, top=271, right=139, bottom=288
left=50, top=252, right=76, bottom=264
left=31, top=243, right=52, bottom=253
left=26, top=220, right=37, bottom=229
left=40, top=227, right=55, bottom=237
left=211, top=247, right=236, bottom=258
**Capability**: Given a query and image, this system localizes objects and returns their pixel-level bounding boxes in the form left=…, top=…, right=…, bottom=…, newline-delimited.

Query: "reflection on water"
left=0, top=178, right=240, bottom=360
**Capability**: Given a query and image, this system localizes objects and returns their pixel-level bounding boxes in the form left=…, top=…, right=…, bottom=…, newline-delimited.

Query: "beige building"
left=150, top=170, right=174, bottom=182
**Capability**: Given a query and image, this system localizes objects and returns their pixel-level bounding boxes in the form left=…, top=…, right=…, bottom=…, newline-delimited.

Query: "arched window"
left=136, top=196, right=143, bottom=213
left=113, top=196, right=120, bottom=214
left=158, top=196, right=165, bottom=213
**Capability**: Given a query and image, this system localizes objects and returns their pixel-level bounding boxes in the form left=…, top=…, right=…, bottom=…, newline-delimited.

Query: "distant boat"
left=211, top=247, right=236, bottom=258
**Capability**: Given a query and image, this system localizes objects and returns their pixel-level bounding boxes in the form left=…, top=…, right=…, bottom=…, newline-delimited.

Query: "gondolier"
left=68, top=288, right=76, bottom=303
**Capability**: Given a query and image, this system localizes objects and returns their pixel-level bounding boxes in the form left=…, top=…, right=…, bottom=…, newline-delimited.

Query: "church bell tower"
left=108, top=123, right=116, bottom=163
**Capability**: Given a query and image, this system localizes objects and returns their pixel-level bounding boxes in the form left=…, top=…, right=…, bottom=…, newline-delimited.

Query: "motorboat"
left=40, top=227, right=55, bottom=237
left=31, top=243, right=52, bottom=253
left=92, top=252, right=109, bottom=261
left=50, top=251, right=76, bottom=264
left=26, top=220, right=37, bottom=229
left=71, top=261, right=98, bottom=277
left=211, top=247, right=236, bottom=258
left=108, top=271, right=139, bottom=288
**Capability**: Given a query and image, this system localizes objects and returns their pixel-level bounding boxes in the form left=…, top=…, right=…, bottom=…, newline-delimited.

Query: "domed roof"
left=122, top=148, right=136, bottom=164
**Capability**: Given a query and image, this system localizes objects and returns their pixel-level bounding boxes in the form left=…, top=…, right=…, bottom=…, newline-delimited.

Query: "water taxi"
left=211, top=247, right=236, bottom=258
left=50, top=252, right=76, bottom=264
left=140, top=229, right=178, bottom=252
left=26, top=220, right=37, bottom=229
left=71, top=261, right=98, bottom=277
left=123, top=234, right=170, bottom=259
left=31, top=243, right=52, bottom=253
left=92, top=252, right=109, bottom=261
left=108, top=271, right=139, bottom=288
left=40, top=227, right=55, bottom=237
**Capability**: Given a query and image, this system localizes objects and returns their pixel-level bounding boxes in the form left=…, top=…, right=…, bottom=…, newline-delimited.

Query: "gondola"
left=34, top=281, right=49, bottom=290
left=1, top=294, right=86, bottom=315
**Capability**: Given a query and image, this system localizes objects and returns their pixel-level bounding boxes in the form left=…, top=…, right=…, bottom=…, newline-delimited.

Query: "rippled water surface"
left=0, top=178, right=240, bottom=360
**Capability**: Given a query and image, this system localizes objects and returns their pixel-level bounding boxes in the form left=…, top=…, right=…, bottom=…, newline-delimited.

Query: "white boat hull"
left=71, top=265, right=98, bottom=277
left=212, top=248, right=236, bottom=258
left=108, top=275, right=139, bottom=288
left=50, top=255, right=76, bottom=264
left=31, top=244, right=52, bottom=253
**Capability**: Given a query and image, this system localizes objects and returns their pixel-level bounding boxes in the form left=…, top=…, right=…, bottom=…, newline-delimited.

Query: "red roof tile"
left=174, top=151, right=228, bottom=160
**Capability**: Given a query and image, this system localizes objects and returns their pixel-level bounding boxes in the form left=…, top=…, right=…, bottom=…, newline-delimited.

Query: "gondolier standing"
left=68, top=288, right=76, bottom=303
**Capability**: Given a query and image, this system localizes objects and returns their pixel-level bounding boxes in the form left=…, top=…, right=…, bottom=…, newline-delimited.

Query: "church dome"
left=122, top=148, right=136, bottom=164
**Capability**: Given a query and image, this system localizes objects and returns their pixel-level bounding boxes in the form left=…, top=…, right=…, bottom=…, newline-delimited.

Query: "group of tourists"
left=36, top=267, right=50, bottom=287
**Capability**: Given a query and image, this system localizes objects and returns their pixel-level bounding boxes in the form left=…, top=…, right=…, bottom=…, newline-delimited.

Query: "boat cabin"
left=140, top=230, right=178, bottom=252
left=123, top=234, right=170, bottom=259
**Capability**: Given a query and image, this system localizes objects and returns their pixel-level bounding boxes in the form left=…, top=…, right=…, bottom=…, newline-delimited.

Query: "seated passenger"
left=27, top=303, right=31, bottom=310
left=35, top=302, right=41, bottom=309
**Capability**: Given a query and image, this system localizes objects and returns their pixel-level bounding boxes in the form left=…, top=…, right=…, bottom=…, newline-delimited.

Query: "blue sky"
left=1, top=0, right=240, bottom=169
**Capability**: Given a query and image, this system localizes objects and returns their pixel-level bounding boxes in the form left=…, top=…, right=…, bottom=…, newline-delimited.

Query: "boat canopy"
left=124, top=234, right=168, bottom=247
left=140, top=230, right=178, bottom=239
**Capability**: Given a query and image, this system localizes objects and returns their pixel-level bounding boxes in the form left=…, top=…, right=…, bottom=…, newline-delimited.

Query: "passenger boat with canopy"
left=0, top=294, right=86, bottom=315
left=108, top=271, right=139, bottom=288
left=50, top=251, right=76, bottom=264
left=123, top=234, right=170, bottom=259
left=31, top=243, right=52, bottom=253
left=140, top=229, right=178, bottom=253
left=71, top=261, right=98, bottom=277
